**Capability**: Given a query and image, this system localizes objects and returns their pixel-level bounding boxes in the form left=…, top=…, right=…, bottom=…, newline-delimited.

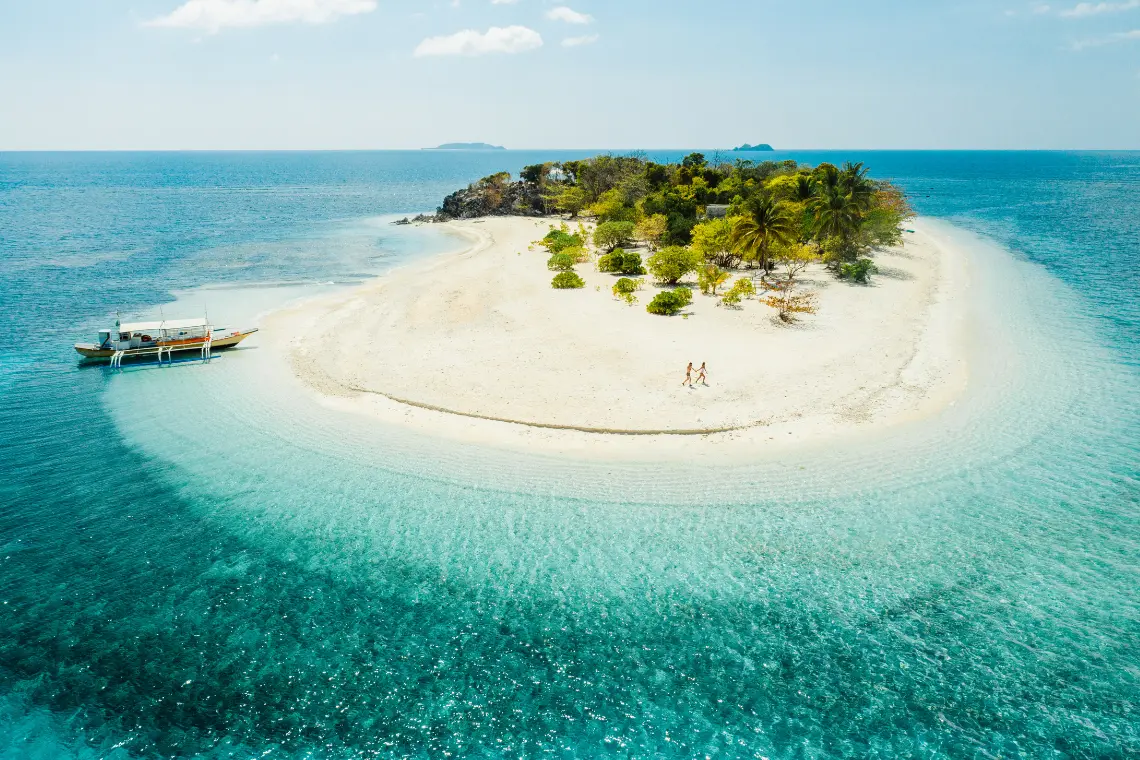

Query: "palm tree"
left=838, top=161, right=875, bottom=211
left=731, top=196, right=796, bottom=272
left=809, top=185, right=863, bottom=262
left=792, top=174, right=814, bottom=203
left=790, top=173, right=816, bottom=242
left=811, top=163, right=841, bottom=195
left=804, top=162, right=874, bottom=260
left=810, top=186, right=855, bottom=238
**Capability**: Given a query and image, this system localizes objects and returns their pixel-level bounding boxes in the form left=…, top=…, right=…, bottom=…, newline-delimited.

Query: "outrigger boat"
left=74, top=317, right=257, bottom=366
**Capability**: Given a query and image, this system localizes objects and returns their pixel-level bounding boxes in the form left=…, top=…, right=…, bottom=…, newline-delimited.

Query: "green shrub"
left=732, top=277, right=756, bottom=297
left=648, top=245, right=702, bottom=285
left=540, top=227, right=584, bottom=254
left=562, top=245, right=591, bottom=264
left=646, top=288, right=692, bottom=316
left=720, top=277, right=756, bottom=307
left=551, top=271, right=585, bottom=289
left=597, top=248, right=646, bottom=275
left=547, top=253, right=576, bottom=271
left=646, top=292, right=683, bottom=315
left=839, top=258, right=877, bottom=284
left=597, top=251, right=620, bottom=273
left=617, top=250, right=646, bottom=275
left=613, top=277, right=641, bottom=295
left=593, top=221, right=636, bottom=252
left=613, top=277, right=641, bottom=305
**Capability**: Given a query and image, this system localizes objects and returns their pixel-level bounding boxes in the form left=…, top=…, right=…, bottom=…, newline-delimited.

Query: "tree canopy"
left=450, top=154, right=911, bottom=267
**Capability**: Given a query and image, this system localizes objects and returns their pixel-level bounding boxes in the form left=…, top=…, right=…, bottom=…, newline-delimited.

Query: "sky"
left=0, top=0, right=1137, bottom=150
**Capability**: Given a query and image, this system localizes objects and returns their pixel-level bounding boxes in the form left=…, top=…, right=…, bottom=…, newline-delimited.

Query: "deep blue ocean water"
left=0, top=151, right=1137, bottom=758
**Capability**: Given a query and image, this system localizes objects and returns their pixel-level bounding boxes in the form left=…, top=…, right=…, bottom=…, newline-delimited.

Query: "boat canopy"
left=118, top=318, right=210, bottom=333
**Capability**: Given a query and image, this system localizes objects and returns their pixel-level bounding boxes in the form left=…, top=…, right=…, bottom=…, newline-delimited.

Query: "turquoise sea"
left=0, top=151, right=1137, bottom=758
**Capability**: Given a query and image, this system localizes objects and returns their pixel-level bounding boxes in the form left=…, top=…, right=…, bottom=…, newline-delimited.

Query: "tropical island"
left=275, top=153, right=966, bottom=458
left=424, top=142, right=505, bottom=151
left=733, top=143, right=774, bottom=151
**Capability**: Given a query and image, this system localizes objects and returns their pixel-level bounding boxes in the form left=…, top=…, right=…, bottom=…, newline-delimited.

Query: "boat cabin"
left=99, top=318, right=212, bottom=350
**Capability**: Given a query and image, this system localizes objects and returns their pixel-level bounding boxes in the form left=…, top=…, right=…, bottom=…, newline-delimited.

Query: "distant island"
left=425, top=142, right=506, bottom=151
left=733, top=143, right=774, bottom=152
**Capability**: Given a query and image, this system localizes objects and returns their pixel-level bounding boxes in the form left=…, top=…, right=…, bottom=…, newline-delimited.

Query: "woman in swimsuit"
left=696, top=362, right=708, bottom=386
left=682, top=362, right=693, bottom=387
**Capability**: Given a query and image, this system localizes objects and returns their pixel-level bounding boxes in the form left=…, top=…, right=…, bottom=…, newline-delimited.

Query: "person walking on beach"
left=696, top=362, right=708, bottom=386
left=682, top=362, right=694, bottom=387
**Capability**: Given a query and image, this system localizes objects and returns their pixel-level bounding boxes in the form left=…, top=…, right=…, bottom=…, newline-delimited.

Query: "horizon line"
left=2, top=147, right=1138, bottom=154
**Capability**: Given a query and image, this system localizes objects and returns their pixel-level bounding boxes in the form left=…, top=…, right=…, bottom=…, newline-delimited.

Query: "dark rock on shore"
left=433, top=172, right=546, bottom=222
left=391, top=214, right=440, bottom=225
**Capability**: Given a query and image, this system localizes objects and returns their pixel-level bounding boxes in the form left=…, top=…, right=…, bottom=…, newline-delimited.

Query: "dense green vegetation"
left=612, top=277, right=642, bottom=306
left=840, top=258, right=878, bottom=284
left=517, top=153, right=912, bottom=275
left=500, top=153, right=914, bottom=315
left=547, top=253, right=576, bottom=272
left=593, top=221, right=636, bottom=252
left=597, top=249, right=646, bottom=276
left=648, top=246, right=701, bottom=285
left=540, top=227, right=586, bottom=254
left=646, top=288, right=693, bottom=316
left=720, top=277, right=756, bottom=308
left=551, top=271, right=585, bottom=289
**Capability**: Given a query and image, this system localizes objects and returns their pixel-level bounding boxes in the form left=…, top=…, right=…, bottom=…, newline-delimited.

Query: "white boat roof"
left=117, top=318, right=209, bottom=332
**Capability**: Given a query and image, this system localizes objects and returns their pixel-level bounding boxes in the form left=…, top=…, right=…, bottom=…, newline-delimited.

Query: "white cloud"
left=414, top=25, right=543, bottom=56
left=145, top=0, right=376, bottom=32
left=491, top=0, right=520, bottom=4
left=546, top=6, right=593, bottom=24
left=561, top=34, right=598, bottom=47
left=1061, top=0, right=1140, bottom=16
left=1071, top=27, right=1140, bottom=47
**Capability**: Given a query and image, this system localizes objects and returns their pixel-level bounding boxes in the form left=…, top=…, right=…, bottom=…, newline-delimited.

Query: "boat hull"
left=75, top=329, right=258, bottom=361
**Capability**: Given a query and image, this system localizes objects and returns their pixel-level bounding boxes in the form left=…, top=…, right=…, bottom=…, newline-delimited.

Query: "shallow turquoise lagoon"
left=0, top=151, right=1137, bottom=758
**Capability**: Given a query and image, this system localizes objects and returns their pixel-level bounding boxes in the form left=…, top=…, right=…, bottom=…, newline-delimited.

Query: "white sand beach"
left=267, top=216, right=970, bottom=460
